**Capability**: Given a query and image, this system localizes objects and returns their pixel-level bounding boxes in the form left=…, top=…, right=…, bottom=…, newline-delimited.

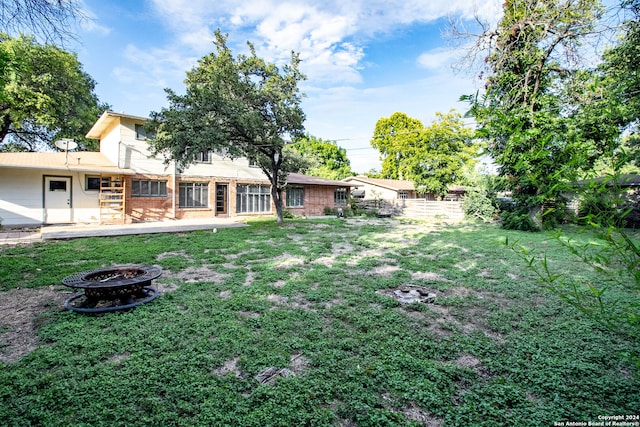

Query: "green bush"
left=500, top=211, right=540, bottom=231
left=578, top=193, right=626, bottom=228
left=323, top=206, right=336, bottom=216
left=462, top=189, right=497, bottom=222
left=282, top=209, right=296, bottom=219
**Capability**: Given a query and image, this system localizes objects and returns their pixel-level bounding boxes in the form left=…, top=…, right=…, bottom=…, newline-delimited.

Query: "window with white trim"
left=179, top=182, right=209, bottom=208
left=86, top=175, right=100, bottom=191
left=286, top=186, right=304, bottom=207
left=196, top=151, right=211, bottom=163
left=135, top=124, right=154, bottom=140
left=334, top=188, right=348, bottom=206
left=236, top=184, right=271, bottom=213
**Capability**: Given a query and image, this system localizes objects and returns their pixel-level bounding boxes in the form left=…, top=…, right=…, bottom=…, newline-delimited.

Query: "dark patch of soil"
left=0, top=286, right=68, bottom=363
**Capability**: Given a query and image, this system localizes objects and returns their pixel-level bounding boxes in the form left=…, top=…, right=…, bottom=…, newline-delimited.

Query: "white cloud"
left=77, top=1, right=111, bottom=36
left=143, top=0, right=503, bottom=87
left=417, top=48, right=455, bottom=70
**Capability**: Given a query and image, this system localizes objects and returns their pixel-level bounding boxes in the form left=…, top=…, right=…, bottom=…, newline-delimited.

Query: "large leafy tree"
left=149, top=30, right=306, bottom=223
left=405, top=111, right=478, bottom=196
left=371, top=111, right=477, bottom=197
left=461, top=0, right=611, bottom=228
left=595, top=0, right=640, bottom=168
left=286, top=134, right=354, bottom=179
left=371, top=112, right=423, bottom=180
left=0, top=34, right=107, bottom=151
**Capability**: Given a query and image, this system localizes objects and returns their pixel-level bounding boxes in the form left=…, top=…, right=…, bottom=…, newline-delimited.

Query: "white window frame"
left=236, top=184, right=271, bottom=213
left=334, top=188, right=348, bottom=207
left=286, top=186, right=305, bottom=207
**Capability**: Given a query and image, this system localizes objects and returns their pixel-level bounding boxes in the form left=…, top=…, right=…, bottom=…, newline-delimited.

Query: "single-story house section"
left=0, top=111, right=353, bottom=226
left=342, top=176, right=421, bottom=200
left=284, top=173, right=355, bottom=216
left=342, top=176, right=467, bottom=201
left=0, top=152, right=134, bottom=226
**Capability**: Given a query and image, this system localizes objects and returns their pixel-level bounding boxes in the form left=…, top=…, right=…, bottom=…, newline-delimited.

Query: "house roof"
left=343, top=176, right=467, bottom=193
left=287, top=173, right=356, bottom=187
left=342, top=176, right=415, bottom=191
left=0, top=152, right=135, bottom=175
left=85, top=110, right=148, bottom=139
left=576, top=174, right=640, bottom=187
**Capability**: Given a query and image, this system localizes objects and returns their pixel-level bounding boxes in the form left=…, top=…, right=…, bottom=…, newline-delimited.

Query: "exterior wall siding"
left=0, top=168, right=102, bottom=226
left=125, top=174, right=278, bottom=222
left=0, top=168, right=43, bottom=225
left=99, top=120, right=122, bottom=166
left=284, top=185, right=343, bottom=217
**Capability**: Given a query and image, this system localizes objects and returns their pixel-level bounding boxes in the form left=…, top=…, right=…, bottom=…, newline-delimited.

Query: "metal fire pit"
left=62, top=265, right=162, bottom=313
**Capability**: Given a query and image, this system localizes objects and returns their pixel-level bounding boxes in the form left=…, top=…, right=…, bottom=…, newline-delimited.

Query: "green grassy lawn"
left=0, top=218, right=638, bottom=426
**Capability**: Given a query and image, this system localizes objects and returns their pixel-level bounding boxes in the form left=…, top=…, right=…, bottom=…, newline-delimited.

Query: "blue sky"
left=72, top=0, right=503, bottom=173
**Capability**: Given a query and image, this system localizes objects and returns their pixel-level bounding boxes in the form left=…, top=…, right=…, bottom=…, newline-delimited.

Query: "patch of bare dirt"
left=422, top=302, right=504, bottom=343
left=156, top=250, right=194, bottom=262
left=313, top=255, right=337, bottom=267
left=0, top=286, right=67, bottom=363
left=270, top=253, right=305, bottom=269
left=271, top=280, right=287, bottom=288
left=102, top=351, right=131, bottom=364
left=289, top=353, right=310, bottom=374
left=161, top=265, right=231, bottom=283
left=244, top=270, right=256, bottom=287
left=367, top=265, right=401, bottom=277
left=224, top=248, right=259, bottom=260
left=155, top=281, right=180, bottom=295
left=411, top=271, right=450, bottom=282
left=212, top=356, right=244, bottom=378
left=402, top=403, right=443, bottom=426
left=455, top=354, right=491, bottom=379
left=377, top=285, right=437, bottom=304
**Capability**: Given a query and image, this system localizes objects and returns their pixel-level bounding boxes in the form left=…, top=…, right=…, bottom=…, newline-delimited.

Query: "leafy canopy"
left=371, top=111, right=478, bottom=197
left=286, top=134, right=354, bottom=180
left=0, top=34, right=107, bottom=151
left=461, top=0, right=616, bottom=227
left=149, top=30, right=306, bottom=223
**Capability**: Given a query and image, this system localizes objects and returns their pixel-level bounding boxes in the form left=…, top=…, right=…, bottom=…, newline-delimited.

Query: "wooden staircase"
left=99, top=175, right=126, bottom=224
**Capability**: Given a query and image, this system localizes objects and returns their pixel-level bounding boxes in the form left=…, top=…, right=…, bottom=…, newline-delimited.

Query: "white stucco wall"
left=0, top=168, right=101, bottom=226
left=69, top=171, right=101, bottom=223
left=98, top=120, right=122, bottom=167
left=182, top=154, right=268, bottom=181
left=0, top=168, right=43, bottom=225
left=348, top=182, right=399, bottom=200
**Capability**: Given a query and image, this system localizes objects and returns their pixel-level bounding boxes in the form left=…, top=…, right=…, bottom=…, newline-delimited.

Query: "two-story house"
left=0, top=111, right=353, bottom=226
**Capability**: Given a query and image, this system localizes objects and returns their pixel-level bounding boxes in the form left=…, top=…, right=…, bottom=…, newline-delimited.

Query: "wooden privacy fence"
left=356, top=199, right=465, bottom=222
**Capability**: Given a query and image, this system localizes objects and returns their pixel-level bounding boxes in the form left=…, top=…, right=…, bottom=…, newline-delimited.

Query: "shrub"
left=462, top=188, right=497, bottom=222
left=500, top=210, right=540, bottom=231
left=323, top=206, right=336, bottom=216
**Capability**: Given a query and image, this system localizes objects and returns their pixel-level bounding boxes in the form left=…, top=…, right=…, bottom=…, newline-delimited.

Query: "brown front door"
left=215, top=183, right=228, bottom=215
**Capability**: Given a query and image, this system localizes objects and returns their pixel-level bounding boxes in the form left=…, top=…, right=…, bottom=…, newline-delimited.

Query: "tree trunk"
left=0, top=113, right=12, bottom=145
left=272, top=183, right=284, bottom=223
left=269, top=148, right=285, bottom=224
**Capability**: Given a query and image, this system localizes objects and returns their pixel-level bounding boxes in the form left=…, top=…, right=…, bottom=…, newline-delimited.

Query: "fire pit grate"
left=62, top=265, right=162, bottom=313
